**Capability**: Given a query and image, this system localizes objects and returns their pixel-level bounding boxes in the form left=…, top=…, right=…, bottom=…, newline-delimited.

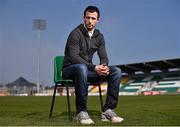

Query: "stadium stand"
left=117, top=58, right=180, bottom=95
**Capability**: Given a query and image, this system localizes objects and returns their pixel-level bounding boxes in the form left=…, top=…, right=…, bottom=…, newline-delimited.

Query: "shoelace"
left=104, top=110, right=118, bottom=119
left=110, top=110, right=118, bottom=117
left=78, top=111, right=90, bottom=120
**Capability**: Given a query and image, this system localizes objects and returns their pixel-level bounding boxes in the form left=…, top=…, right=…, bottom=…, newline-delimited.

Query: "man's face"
left=84, top=11, right=99, bottom=31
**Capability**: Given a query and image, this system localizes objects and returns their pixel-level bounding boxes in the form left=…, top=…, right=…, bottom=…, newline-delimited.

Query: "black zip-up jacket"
left=63, top=24, right=109, bottom=71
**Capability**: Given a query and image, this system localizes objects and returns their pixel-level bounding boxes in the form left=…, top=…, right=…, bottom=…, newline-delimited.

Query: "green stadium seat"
left=150, top=75, right=162, bottom=82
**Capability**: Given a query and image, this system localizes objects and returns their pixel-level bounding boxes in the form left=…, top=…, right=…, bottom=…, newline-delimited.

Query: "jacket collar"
left=78, top=24, right=100, bottom=38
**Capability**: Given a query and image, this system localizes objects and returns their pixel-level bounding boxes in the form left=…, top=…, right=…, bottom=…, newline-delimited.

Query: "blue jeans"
left=62, top=64, right=121, bottom=113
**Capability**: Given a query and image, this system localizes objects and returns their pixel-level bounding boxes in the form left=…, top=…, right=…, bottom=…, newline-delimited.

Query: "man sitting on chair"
left=62, top=5, right=124, bottom=125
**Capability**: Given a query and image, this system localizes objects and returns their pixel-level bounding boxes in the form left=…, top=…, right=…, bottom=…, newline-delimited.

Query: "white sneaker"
left=101, top=109, right=124, bottom=123
left=77, top=111, right=94, bottom=125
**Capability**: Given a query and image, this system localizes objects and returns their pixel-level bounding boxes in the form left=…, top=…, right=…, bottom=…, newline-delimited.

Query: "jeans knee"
left=110, top=66, right=121, bottom=78
left=75, top=64, right=88, bottom=75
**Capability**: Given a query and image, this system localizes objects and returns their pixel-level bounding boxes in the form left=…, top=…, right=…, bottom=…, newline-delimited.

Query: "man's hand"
left=95, top=64, right=110, bottom=76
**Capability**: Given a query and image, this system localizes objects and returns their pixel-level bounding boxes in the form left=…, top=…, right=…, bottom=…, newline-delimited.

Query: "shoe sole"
left=112, top=118, right=124, bottom=123
left=77, top=118, right=94, bottom=125
left=101, top=116, right=124, bottom=123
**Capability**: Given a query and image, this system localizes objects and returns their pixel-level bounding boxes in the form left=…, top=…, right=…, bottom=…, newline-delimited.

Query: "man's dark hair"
left=84, top=6, right=100, bottom=18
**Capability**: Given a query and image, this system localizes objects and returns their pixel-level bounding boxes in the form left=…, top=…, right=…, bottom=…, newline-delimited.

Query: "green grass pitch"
left=0, top=95, right=180, bottom=126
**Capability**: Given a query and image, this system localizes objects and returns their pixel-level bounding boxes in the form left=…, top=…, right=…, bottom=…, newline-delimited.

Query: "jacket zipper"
left=88, top=37, right=91, bottom=62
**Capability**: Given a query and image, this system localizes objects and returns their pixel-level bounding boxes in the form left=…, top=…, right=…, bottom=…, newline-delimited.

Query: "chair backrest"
left=54, top=56, right=64, bottom=83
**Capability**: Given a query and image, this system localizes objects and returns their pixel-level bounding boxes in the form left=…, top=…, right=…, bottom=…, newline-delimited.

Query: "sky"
left=0, top=0, right=180, bottom=86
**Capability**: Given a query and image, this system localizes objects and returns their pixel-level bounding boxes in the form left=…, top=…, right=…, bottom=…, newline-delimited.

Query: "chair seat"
left=56, top=79, right=100, bottom=86
left=56, top=79, right=74, bottom=87
left=58, top=79, right=73, bottom=84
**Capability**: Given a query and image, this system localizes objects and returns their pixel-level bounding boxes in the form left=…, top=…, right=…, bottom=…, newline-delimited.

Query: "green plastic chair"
left=49, top=56, right=103, bottom=121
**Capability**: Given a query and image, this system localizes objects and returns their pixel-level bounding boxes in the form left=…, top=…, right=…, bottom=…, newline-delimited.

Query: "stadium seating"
left=152, top=75, right=180, bottom=93
left=119, top=74, right=180, bottom=95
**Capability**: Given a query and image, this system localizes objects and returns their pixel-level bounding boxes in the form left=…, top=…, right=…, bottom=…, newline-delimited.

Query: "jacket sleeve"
left=66, top=30, right=96, bottom=70
left=97, top=34, right=109, bottom=65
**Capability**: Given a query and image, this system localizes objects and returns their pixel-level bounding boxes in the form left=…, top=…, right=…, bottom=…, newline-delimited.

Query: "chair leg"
left=66, top=85, right=72, bottom=121
left=49, top=83, right=57, bottom=118
left=98, top=83, right=103, bottom=111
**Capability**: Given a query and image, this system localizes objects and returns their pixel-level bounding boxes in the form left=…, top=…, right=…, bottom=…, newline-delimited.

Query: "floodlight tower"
left=33, top=19, right=46, bottom=93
